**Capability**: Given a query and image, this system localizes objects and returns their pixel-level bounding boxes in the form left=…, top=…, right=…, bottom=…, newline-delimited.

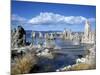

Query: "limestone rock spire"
left=84, top=20, right=91, bottom=38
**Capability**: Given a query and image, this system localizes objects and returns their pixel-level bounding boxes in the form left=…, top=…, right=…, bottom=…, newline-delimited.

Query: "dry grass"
left=67, top=63, right=96, bottom=71
left=11, top=53, right=38, bottom=75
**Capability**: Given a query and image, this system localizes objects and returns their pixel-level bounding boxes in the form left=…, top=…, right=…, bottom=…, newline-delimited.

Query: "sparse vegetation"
left=65, top=63, right=96, bottom=71
left=11, top=52, right=38, bottom=75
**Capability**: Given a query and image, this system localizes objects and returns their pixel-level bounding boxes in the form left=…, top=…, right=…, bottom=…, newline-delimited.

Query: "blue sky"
left=11, top=1, right=96, bottom=32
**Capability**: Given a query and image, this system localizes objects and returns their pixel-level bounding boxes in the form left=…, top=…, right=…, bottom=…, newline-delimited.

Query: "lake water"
left=26, top=31, right=92, bottom=72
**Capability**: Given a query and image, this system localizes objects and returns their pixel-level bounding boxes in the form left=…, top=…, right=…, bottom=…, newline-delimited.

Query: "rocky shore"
left=56, top=45, right=96, bottom=72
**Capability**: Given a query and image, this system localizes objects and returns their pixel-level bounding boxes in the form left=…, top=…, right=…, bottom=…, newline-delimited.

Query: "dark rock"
left=11, top=26, right=26, bottom=48
left=29, top=64, right=41, bottom=73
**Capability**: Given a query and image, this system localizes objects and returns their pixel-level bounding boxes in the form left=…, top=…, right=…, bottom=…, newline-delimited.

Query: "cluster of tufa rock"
left=11, top=26, right=26, bottom=48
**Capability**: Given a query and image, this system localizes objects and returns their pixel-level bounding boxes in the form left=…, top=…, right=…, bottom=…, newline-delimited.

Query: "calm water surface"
left=26, top=31, right=92, bottom=72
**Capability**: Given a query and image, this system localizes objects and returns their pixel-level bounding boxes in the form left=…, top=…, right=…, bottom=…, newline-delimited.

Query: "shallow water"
left=26, top=31, right=92, bottom=72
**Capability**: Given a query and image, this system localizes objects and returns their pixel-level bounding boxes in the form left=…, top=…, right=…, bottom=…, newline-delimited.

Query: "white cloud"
left=11, top=13, right=95, bottom=25
left=88, top=18, right=96, bottom=22
left=11, top=14, right=27, bottom=22
left=28, top=12, right=95, bottom=25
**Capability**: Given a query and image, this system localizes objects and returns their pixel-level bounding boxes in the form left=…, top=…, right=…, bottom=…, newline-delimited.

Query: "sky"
left=11, top=1, right=96, bottom=32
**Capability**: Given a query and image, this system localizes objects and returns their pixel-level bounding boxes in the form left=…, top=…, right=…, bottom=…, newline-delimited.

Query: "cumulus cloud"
left=11, top=12, right=95, bottom=25
left=11, top=14, right=27, bottom=22
left=28, top=12, right=95, bottom=25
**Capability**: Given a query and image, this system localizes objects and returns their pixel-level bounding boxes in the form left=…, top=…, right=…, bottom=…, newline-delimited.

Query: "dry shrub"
left=11, top=53, right=37, bottom=75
